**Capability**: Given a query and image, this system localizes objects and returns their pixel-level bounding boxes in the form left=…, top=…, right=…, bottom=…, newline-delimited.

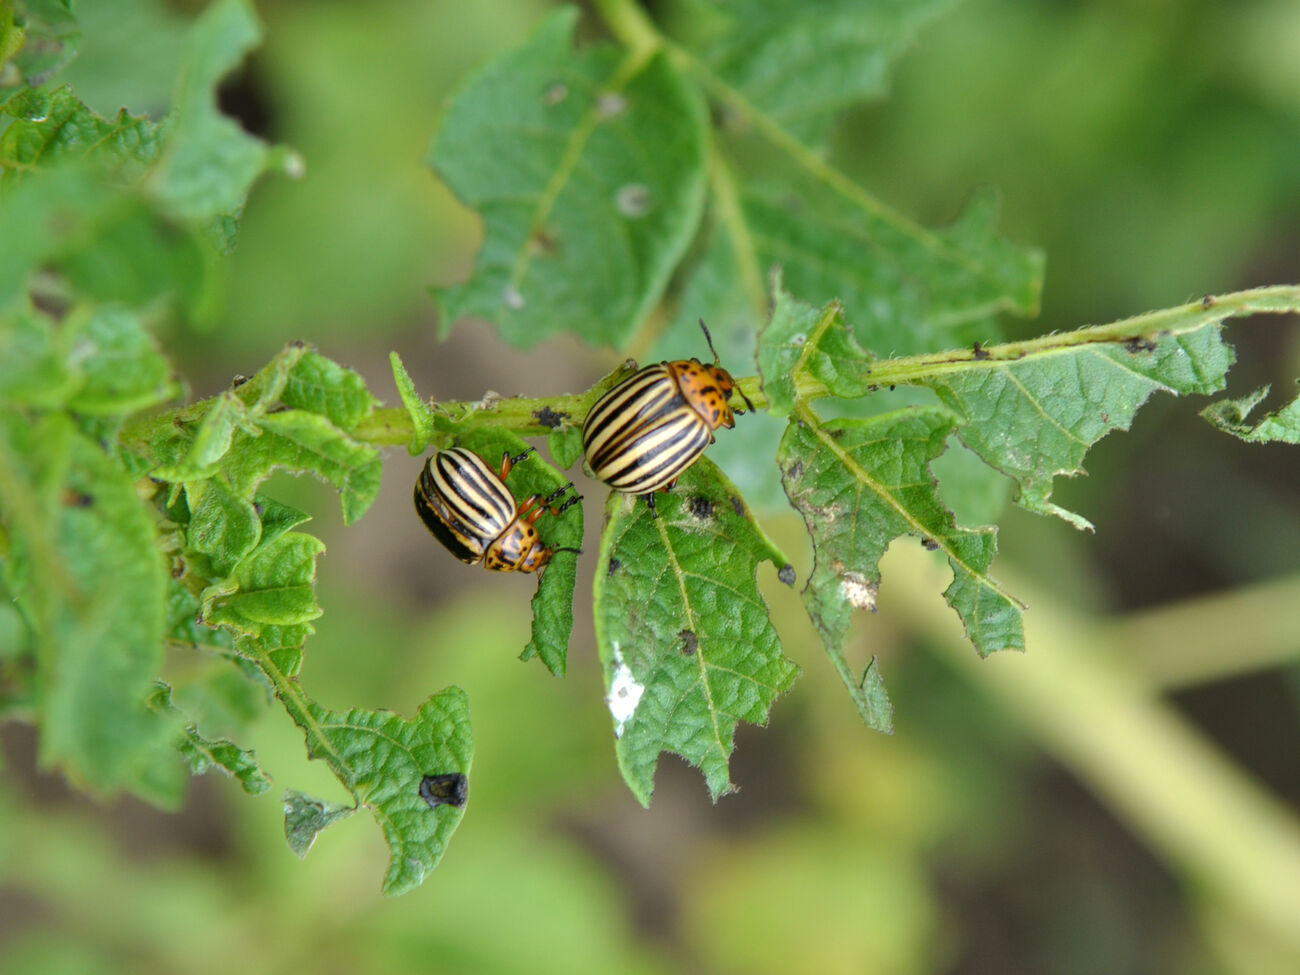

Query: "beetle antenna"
left=698, top=318, right=721, bottom=364
left=735, top=384, right=756, bottom=414
left=552, top=546, right=584, bottom=556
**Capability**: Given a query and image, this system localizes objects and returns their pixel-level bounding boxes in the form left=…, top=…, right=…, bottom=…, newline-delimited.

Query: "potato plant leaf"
left=1201, top=384, right=1300, bottom=444
left=389, top=351, right=438, bottom=454
left=149, top=682, right=272, bottom=796
left=780, top=406, right=1022, bottom=667
left=455, top=427, right=584, bottom=677
left=593, top=458, right=798, bottom=804
left=283, top=789, right=355, bottom=858
left=291, top=689, right=474, bottom=896
left=920, top=324, right=1235, bottom=530
left=691, top=0, right=958, bottom=149
left=430, top=7, right=708, bottom=348
left=0, top=413, right=178, bottom=798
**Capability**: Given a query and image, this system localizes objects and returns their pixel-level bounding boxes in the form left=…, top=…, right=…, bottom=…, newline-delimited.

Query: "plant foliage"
left=1, top=0, right=1297, bottom=892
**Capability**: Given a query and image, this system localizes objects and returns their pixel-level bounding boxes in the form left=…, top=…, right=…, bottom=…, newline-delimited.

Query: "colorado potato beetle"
left=415, top=446, right=580, bottom=572
left=582, top=319, right=753, bottom=514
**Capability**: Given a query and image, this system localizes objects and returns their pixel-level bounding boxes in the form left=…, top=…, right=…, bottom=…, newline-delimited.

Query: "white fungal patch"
left=502, top=285, right=525, bottom=310
left=615, top=183, right=651, bottom=218
left=840, top=572, right=877, bottom=612
left=596, top=92, right=627, bottom=118
left=606, top=643, right=644, bottom=738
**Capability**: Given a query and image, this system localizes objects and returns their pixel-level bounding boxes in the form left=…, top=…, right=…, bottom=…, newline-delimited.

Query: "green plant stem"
left=1109, top=573, right=1300, bottom=690
left=886, top=545, right=1300, bottom=958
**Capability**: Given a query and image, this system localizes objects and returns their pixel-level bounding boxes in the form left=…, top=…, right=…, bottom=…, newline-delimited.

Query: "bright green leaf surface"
left=282, top=350, right=376, bottom=432
left=921, top=323, right=1235, bottom=529
left=780, top=406, right=1022, bottom=671
left=0, top=84, right=162, bottom=188
left=295, top=688, right=473, bottom=895
left=185, top=477, right=261, bottom=577
left=455, top=427, right=584, bottom=677
left=594, top=458, right=798, bottom=804
left=0, top=413, right=178, bottom=797
left=224, top=410, right=382, bottom=525
left=546, top=423, right=584, bottom=471
left=202, top=531, right=324, bottom=635
left=389, top=350, right=437, bottom=454
left=431, top=7, right=708, bottom=348
left=757, top=274, right=876, bottom=417
left=150, top=683, right=272, bottom=795
left=696, top=0, right=957, bottom=148
left=1201, top=384, right=1300, bottom=444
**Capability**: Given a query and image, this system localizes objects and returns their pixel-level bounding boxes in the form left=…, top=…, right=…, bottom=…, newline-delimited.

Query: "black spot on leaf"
left=786, top=459, right=804, bottom=480
left=687, top=495, right=714, bottom=520
left=730, top=496, right=744, bottom=517
left=679, top=629, right=698, bottom=655
left=419, top=773, right=468, bottom=810
left=607, top=557, right=621, bottom=576
left=921, top=537, right=939, bottom=551
left=778, top=564, right=796, bottom=586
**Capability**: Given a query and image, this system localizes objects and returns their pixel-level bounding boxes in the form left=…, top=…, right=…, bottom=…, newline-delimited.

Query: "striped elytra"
left=582, top=319, right=752, bottom=508
left=414, top=446, right=579, bottom=573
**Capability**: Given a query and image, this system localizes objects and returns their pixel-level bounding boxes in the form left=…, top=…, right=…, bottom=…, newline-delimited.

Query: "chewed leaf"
left=150, top=683, right=272, bottom=795
left=594, top=458, right=798, bottom=805
left=780, top=406, right=1022, bottom=672
left=694, top=0, right=957, bottom=149
left=281, top=350, right=377, bottom=431
left=1201, top=384, right=1300, bottom=444
left=453, top=428, right=584, bottom=677
left=430, top=7, right=708, bottom=348
left=201, top=531, right=324, bottom=637
left=283, top=789, right=355, bottom=858
left=922, top=324, right=1234, bottom=529
left=294, top=688, right=473, bottom=895
left=757, top=271, right=875, bottom=416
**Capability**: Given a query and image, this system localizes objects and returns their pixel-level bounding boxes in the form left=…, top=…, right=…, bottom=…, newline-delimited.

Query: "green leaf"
left=283, top=788, right=355, bottom=858
left=594, top=458, right=798, bottom=804
left=2, top=0, right=79, bottom=88
left=454, top=427, right=584, bottom=677
left=150, top=682, right=272, bottom=795
left=282, top=350, right=376, bottom=432
left=0, top=84, right=162, bottom=189
left=546, top=423, right=585, bottom=471
left=695, top=0, right=957, bottom=148
left=743, top=183, right=1042, bottom=355
left=757, top=272, right=876, bottom=417
left=149, top=0, right=279, bottom=235
left=291, top=688, right=473, bottom=895
left=64, top=304, right=177, bottom=415
left=921, top=323, right=1235, bottom=530
left=1201, top=384, right=1300, bottom=444
left=224, top=410, right=382, bottom=525
left=780, top=406, right=1022, bottom=667
left=430, top=7, right=708, bottom=348
left=0, top=412, right=178, bottom=798
left=201, top=531, right=324, bottom=636
left=150, top=390, right=246, bottom=481
left=0, top=305, right=75, bottom=407
left=389, top=350, right=437, bottom=454
left=185, top=477, right=261, bottom=577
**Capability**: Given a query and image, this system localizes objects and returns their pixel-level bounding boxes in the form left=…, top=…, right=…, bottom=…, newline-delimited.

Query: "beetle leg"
left=646, top=492, right=657, bottom=518
left=499, top=446, right=536, bottom=480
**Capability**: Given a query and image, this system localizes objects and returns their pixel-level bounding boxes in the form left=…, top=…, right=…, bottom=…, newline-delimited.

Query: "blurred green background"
left=3, top=1, right=1300, bottom=972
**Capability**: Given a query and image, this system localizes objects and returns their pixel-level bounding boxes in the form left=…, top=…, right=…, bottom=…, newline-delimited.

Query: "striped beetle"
left=582, top=319, right=753, bottom=515
left=415, top=446, right=580, bottom=572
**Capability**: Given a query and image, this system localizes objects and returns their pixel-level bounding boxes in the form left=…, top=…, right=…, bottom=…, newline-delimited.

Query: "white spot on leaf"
left=596, top=92, right=627, bottom=118
left=840, top=572, right=877, bottom=612
left=502, top=285, right=525, bottom=310
left=544, top=83, right=568, bottom=105
left=606, top=643, right=644, bottom=738
left=615, top=183, right=652, bottom=218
